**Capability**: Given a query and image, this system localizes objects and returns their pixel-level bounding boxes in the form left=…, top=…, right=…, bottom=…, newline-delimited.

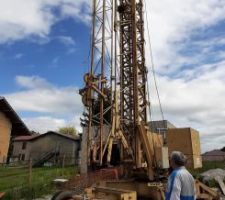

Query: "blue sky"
left=1, top=0, right=225, bottom=152
left=0, top=18, right=89, bottom=91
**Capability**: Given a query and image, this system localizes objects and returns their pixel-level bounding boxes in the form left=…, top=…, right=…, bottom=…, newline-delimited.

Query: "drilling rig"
left=79, top=0, right=165, bottom=180
left=76, top=0, right=220, bottom=199
left=49, top=0, right=220, bottom=199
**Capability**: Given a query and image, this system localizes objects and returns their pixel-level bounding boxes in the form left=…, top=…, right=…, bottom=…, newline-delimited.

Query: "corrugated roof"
left=0, top=97, right=30, bottom=136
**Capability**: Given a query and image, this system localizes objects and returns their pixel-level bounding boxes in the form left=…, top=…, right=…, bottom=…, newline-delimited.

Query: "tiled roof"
left=203, top=149, right=225, bottom=156
left=14, top=135, right=39, bottom=141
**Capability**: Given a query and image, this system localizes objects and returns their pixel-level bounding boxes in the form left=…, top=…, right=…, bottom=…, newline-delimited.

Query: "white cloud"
left=4, top=76, right=83, bottom=133
left=5, top=76, right=82, bottom=114
left=23, top=116, right=67, bottom=133
left=56, top=36, right=75, bottom=46
left=145, top=0, right=225, bottom=73
left=0, top=0, right=89, bottom=44
left=149, top=60, right=225, bottom=152
left=1, top=0, right=225, bottom=152
left=60, top=2, right=91, bottom=24
left=52, top=57, right=60, bottom=64
left=23, top=115, right=82, bottom=134
left=66, top=48, right=76, bottom=55
left=133, top=0, right=225, bottom=152
left=14, top=53, right=23, bottom=59
left=15, top=76, right=52, bottom=89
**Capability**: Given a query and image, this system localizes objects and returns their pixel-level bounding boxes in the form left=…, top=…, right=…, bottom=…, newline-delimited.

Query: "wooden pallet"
left=196, top=180, right=219, bottom=200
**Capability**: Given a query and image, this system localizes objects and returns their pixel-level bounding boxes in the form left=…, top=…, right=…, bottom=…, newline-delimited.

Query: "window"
left=22, top=142, right=27, bottom=150
left=21, top=154, right=25, bottom=161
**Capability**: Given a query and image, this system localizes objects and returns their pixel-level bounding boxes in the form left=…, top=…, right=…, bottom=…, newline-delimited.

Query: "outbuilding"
left=12, top=131, right=81, bottom=167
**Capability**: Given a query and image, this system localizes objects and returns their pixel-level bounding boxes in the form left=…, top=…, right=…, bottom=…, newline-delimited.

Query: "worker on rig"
left=166, top=151, right=196, bottom=200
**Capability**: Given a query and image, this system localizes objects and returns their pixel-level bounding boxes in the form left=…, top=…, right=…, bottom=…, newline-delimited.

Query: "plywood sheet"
left=167, top=128, right=202, bottom=169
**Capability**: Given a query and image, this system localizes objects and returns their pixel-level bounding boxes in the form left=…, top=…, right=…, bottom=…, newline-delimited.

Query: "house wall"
left=12, top=134, right=80, bottom=165
left=202, top=150, right=225, bottom=161
left=202, top=154, right=225, bottom=161
left=12, top=141, right=31, bottom=162
left=30, top=134, right=78, bottom=164
left=0, top=112, right=12, bottom=163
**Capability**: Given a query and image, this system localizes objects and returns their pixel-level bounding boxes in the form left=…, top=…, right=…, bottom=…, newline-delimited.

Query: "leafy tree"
left=221, top=147, right=225, bottom=152
left=58, top=126, right=77, bottom=136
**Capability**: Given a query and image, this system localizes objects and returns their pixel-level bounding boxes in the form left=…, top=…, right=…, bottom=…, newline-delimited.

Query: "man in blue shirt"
left=166, top=151, right=195, bottom=200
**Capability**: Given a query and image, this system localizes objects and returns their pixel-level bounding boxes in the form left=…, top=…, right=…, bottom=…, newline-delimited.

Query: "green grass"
left=1, top=161, right=224, bottom=199
left=0, top=166, right=77, bottom=200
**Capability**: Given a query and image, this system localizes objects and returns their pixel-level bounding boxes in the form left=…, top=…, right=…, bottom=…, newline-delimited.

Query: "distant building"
left=202, top=150, right=225, bottom=162
left=148, top=120, right=176, bottom=142
left=148, top=120, right=176, bottom=134
left=0, top=97, right=30, bottom=163
left=12, top=131, right=81, bottom=167
left=149, top=120, right=202, bottom=169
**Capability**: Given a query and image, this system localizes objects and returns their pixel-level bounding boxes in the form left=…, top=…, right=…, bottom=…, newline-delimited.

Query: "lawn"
left=0, top=161, right=224, bottom=199
left=0, top=166, right=77, bottom=199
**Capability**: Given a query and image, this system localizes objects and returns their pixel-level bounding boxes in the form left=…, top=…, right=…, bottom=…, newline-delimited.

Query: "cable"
left=143, top=3, right=167, bottom=178
left=143, top=0, right=165, bottom=125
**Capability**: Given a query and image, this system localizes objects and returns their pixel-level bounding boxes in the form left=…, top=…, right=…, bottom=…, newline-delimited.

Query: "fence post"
left=28, top=158, right=32, bottom=187
left=62, top=154, right=66, bottom=176
left=62, top=154, right=65, bottom=168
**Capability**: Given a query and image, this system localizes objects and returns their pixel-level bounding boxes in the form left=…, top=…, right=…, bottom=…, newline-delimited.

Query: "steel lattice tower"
left=118, top=0, right=147, bottom=165
left=80, top=0, right=149, bottom=171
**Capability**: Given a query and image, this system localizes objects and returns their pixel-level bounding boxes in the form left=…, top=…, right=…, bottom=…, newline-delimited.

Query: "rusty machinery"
left=79, top=0, right=160, bottom=179
left=77, top=0, right=220, bottom=199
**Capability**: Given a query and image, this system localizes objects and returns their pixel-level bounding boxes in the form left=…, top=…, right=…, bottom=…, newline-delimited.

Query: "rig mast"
left=80, top=0, right=154, bottom=179
left=118, top=0, right=148, bottom=167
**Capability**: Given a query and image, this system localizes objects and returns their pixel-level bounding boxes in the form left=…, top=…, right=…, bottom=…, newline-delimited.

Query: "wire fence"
left=0, top=161, right=122, bottom=199
left=0, top=151, right=225, bottom=200
left=0, top=155, right=80, bottom=167
left=0, top=153, right=80, bottom=200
